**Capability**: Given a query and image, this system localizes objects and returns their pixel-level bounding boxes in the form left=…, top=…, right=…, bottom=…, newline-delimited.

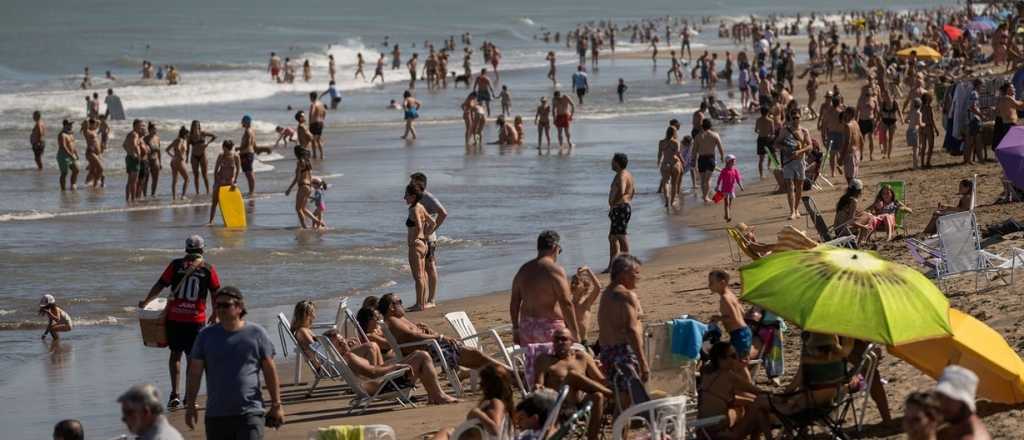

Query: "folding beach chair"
left=379, top=321, right=465, bottom=396
left=444, top=311, right=525, bottom=394
left=540, top=386, right=571, bottom=440
left=611, top=396, right=688, bottom=440
left=934, top=210, right=1024, bottom=292
left=726, top=227, right=765, bottom=262
left=316, top=335, right=417, bottom=415
left=801, top=196, right=857, bottom=248
left=276, top=313, right=348, bottom=397
left=878, top=180, right=910, bottom=235
left=835, top=343, right=882, bottom=433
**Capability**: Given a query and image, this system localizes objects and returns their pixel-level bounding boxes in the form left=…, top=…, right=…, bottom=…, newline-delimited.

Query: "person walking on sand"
left=596, top=254, right=649, bottom=408
left=553, top=91, right=576, bottom=148
left=410, top=172, right=447, bottom=307
left=776, top=110, right=812, bottom=220
left=856, top=85, right=879, bottom=161
left=511, top=231, right=582, bottom=346
left=607, top=153, right=635, bottom=273
left=207, top=141, right=240, bottom=225
left=694, top=119, right=725, bottom=202
left=184, top=286, right=285, bottom=437
left=30, top=110, right=46, bottom=170
left=571, top=65, right=589, bottom=105
left=187, top=121, right=216, bottom=195
left=39, top=294, right=73, bottom=340
left=308, top=91, right=327, bottom=159
left=535, top=97, right=552, bottom=148
left=838, top=107, right=862, bottom=184
left=138, top=235, right=221, bottom=410
left=57, top=119, right=79, bottom=191
left=716, top=155, right=744, bottom=222
left=401, top=90, right=422, bottom=140
left=166, top=127, right=190, bottom=200
left=473, top=68, right=495, bottom=116
left=238, top=115, right=257, bottom=197
left=117, top=384, right=184, bottom=440
left=754, top=107, right=775, bottom=179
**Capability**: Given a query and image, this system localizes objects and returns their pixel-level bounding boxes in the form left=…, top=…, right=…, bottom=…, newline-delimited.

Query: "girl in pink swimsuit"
left=715, top=155, right=744, bottom=222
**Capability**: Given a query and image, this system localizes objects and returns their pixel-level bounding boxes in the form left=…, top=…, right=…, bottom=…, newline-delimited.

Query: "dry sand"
left=168, top=43, right=1024, bottom=439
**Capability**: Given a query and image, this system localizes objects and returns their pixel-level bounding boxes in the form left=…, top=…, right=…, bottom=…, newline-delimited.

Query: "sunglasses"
left=554, top=335, right=571, bottom=342
left=215, top=301, right=237, bottom=309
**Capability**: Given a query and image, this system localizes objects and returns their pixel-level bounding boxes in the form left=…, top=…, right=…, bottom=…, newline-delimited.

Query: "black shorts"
left=240, top=152, right=255, bottom=173
left=576, top=88, right=587, bottom=98
left=756, top=136, right=774, bottom=155
left=309, top=121, right=324, bottom=136
left=166, top=320, right=203, bottom=354
left=609, top=203, right=631, bottom=235
left=858, top=119, right=875, bottom=135
left=697, top=154, right=716, bottom=173
left=32, top=141, right=45, bottom=154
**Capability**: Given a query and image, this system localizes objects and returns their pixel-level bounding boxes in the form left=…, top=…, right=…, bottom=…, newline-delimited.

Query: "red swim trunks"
left=555, top=113, right=572, bottom=128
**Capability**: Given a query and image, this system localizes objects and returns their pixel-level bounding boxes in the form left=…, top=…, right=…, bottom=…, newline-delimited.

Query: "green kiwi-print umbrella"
left=740, top=247, right=952, bottom=345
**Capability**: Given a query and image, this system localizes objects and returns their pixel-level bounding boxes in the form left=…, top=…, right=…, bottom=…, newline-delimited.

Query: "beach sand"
left=167, top=48, right=1024, bottom=439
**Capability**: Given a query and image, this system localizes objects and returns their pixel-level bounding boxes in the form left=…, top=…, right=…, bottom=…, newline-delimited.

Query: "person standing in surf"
left=30, top=110, right=46, bottom=170
left=401, top=90, right=422, bottom=140
left=166, top=127, right=190, bottom=200
left=208, top=140, right=240, bottom=225
left=238, top=115, right=257, bottom=198
left=553, top=91, right=575, bottom=148
left=308, top=92, right=327, bottom=159
left=142, top=122, right=161, bottom=198
left=123, top=119, right=145, bottom=201
left=187, top=121, right=216, bottom=195
left=606, top=153, right=635, bottom=273
left=57, top=120, right=79, bottom=192
left=372, top=53, right=386, bottom=84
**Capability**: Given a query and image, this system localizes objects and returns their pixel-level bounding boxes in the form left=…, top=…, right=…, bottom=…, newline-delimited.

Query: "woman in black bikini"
left=284, top=151, right=322, bottom=229
left=188, top=120, right=216, bottom=195
left=142, top=122, right=161, bottom=197
left=879, top=92, right=902, bottom=160
left=405, top=183, right=436, bottom=311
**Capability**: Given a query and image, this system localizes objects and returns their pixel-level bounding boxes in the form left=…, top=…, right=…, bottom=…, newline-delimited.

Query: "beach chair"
left=283, top=298, right=349, bottom=385
left=878, top=180, right=910, bottom=235
left=444, top=311, right=526, bottom=394
left=379, top=321, right=465, bottom=397
left=934, top=210, right=1024, bottom=292
left=801, top=196, right=857, bottom=248
left=835, top=343, right=882, bottom=433
left=548, top=401, right=593, bottom=440
left=276, top=313, right=348, bottom=397
left=451, top=414, right=513, bottom=440
left=726, top=227, right=764, bottom=262
left=611, top=396, right=688, bottom=440
left=540, top=385, right=571, bottom=440
left=316, top=335, right=417, bottom=415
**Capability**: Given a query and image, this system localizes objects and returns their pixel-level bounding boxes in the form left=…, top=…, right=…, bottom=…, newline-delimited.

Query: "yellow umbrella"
left=896, top=46, right=942, bottom=62
left=888, top=309, right=1024, bottom=404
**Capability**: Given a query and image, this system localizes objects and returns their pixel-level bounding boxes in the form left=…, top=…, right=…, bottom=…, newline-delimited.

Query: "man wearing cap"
left=238, top=115, right=257, bottom=198
left=934, top=366, right=991, bottom=440
left=138, top=235, right=221, bottom=409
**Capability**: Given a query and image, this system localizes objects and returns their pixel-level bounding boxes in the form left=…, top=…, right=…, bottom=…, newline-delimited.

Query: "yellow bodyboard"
left=219, top=186, right=247, bottom=228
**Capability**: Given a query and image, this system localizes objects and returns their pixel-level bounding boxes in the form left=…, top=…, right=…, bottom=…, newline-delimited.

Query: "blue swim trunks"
left=730, top=326, right=753, bottom=360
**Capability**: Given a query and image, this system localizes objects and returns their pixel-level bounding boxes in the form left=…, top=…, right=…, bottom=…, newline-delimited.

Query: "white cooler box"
left=138, top=298, right=168, bottom=348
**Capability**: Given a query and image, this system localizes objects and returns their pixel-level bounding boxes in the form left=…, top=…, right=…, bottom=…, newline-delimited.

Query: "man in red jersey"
left=138, top=235, right=221, bottom=410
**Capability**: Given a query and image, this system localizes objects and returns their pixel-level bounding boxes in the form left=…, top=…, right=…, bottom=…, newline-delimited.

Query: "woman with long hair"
left=433, top=364, right=515, bottom=440
left=188, top=120, right=216, bottom=194
left=166, top=127, right=190, bottom=200
left=405, top=183, right=436, bottom=311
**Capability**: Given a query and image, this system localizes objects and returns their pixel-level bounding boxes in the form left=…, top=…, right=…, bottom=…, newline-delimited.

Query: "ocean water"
left=0, top=0, right=955, bottom=437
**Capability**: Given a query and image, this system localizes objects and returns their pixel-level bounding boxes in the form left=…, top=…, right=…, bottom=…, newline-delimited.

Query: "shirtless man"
left=308, top=92, right=327, bottom=159
left=473, top=69, right=495, bottom=116
left=856, top=85, right=879, bottom=162
left=708, top=270, right=753, bottom=363
left=693, top=119, right=725, bottom=202
left=238, top=115, right=257, bottom=197
left=668, top=51, right=682, bottom=84
left=552, top=91, right=575, bottom=148
left=406, top=53, right=419, bottom=90
left=510, top=231, right=581, bottom=347
left=994, top=83, right=1024, bottom=149
left=754, top=107, right=775, bottom=179
left=371, top=53, right=385, bottom=84
left=596, top=254, right=649, bottom=408
left=208, top=140, right=240, bottom=225
left=691, top=102, right=707, bottom=139
left=268, top=52, right=282, bottom=82
left=123, top=119, right=145, bottom=202
left=819, top=94, right=844, bottom=177
left=838, top=107, right=862, bottom=185
left=391, top=44, right=401, bottom=70
left=378, top=293, right=500, bottom=373
left=534, top=97, right=552, bottom=149
left=545, top=51, right=557, bottom=87
left=607, top=153, right=636, bottom=273
left=534, top=328, right=610, bottom=440
left=30, top=111, right=45, bottom=170
left=328, top=54, right=336, bottom=82
left=56, top=120, right=79, bottom=191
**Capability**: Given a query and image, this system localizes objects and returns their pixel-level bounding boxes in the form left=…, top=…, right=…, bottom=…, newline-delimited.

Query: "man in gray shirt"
left=410, top=172, right=447, bottom=307
left=185, top=286, right=283, bottom=439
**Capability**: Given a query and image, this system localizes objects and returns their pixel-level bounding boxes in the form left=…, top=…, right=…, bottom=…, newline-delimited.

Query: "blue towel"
left=669, top=318, right=707, bottom=361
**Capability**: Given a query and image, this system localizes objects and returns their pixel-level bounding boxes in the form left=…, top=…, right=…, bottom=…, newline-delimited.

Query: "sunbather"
left=735, top=223, right=776, bottom=257
left=534, top=328, right=611, bottom=440
left=432, top=365, right=516, bottom=440
left=833, top=180, right=878, bottom=243
left=866, top=185, right=912, bottom=241
left=768, top=332, right=857, bottom=416
left=697, top=342, right=771, bottom=438
left=923, top=179, right=973, bottom=235
left=356, top=306, right=393, bottom=356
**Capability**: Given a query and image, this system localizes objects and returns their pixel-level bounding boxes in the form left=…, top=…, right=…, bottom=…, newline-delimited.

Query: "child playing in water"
left=499, top=85, right=512, bottom=117
left=39, top=294, right=72, bottom=340
left=513, top=115, right=525, bottom=145
left=617, top=78, right=628, bottom=102
left=310, top=177, right=328, bottom=228
left=273, top=126, right=296, bottom=149
left=715, top=154, right=744, bottom=222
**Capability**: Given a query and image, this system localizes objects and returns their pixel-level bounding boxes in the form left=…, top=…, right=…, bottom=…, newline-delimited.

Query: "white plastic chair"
left=316, top=335, right=416, bottom=415
left=276, top=313, right=348, bottom=397
left=379, top=321, right=465, bottom=397
left=451, top=416, right=512, bottom=440
left=284, top=298, right=348, bottom=385
left=444, top=311, right=525, bottom=394
left=540, top=385, right=570, bottom=440
left=611, top=396, right=688, bottom=440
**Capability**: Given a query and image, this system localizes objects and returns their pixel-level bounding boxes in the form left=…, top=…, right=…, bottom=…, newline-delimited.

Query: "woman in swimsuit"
left=401, top=90, right=422, bottom=140
left=698, top=342, right=770, bottom=438
left=878, top=92, right=902, bottom=160
left=355, top=306, right=393, bottom=356
left=657, top=126, right=685, bottom=207
left=405, top=183, right=436, bottom=311
left=432, top=365, right=514, bottom=439
left=867, top=185, right=912, bottom=241
left=82, top=118, right=104, bottom=188
left=284, top=152, right=322, bottom=229
left=135, top=126, right=150, bottom=200
left=166, top=127, right=190, bottom=200
left=143, top=122, right=161, bottom=197
left=39, top=294, right=73, bottom=340
left=208, top=140, right=240, bottom=225
left=188, top=120, right=216, bottom=195
left=460, top=92, right=479, bottom=146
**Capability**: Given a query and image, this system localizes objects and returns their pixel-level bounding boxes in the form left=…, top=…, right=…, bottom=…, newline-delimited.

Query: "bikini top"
left=406, top=216, right=416, bottom=228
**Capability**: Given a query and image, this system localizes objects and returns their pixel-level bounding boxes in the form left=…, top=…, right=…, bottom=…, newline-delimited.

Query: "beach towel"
left=317, top=425, right=364, bottom=440
left=759, top=312, right=786, bottom=378
left=950, top=81, right=971, bottom=141
left=669, top=318, right=707, bottom=361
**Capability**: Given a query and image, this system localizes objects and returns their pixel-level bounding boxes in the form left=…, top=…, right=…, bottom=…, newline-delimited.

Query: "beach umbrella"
left=967, top=17, right=997, bottom=33
left=889, top=309, right=1024, bottom=404
left=996, top=126, right=1024, bottom=190
left=943, top=24, right=964, bottom=41
left=739, top=247, right=952, bottom=345
left=896, top=46, right=942, bottom=62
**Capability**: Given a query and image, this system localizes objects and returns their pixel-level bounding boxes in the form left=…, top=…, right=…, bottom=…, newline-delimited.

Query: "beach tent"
left=889, top=309, right=1024, bottom=404
left=943, top=24, right=964, bottom=41
left=897, top=46, right=942, bottom=62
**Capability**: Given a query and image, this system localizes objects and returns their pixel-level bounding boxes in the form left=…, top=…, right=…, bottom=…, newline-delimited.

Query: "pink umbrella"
left=996, top=126, right=1024, bottom=189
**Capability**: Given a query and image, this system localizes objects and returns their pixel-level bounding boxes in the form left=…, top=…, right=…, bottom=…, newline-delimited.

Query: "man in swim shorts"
left=379, top=293, right=500, bottom=372
left=473, top=68, right=495, bottom=116
left=268, top=52, right=282, bottom=82
left=56, top=120, right=79, bottom=191
left=30, top=110, right=46, bottom=170
left=123, top=119, right=145, bottom=202
left=511, top=230, right=580, bottom=345
left=597, top=254, right=649, bottom=407
left=607, top=153, right=635, bottom=273
left=238, top=115, right=257, bottom=197
left=553, top=91, right=576, bottom=148
left=308, top=92, right=327, bottom=159
left=708, top=270, right=753, bottom=362
left=571, top=65, right=589, bottom=105
left=693, top=118, right=725, bottom=202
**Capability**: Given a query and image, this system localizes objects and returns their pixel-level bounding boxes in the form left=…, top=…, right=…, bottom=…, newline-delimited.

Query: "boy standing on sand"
left=708, top=270, right=752, bottom=362
left=30, top=110, right=45, bottom=170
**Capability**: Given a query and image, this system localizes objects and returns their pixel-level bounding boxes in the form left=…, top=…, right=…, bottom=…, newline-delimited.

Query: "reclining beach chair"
left=933, top=210, right=1024, bottom=292
left=276, top=313, right=349, bottom=397
left=283, top=298, right=349, bottom=384
left=316, top=335, right=417, bottom=415
left=379, top=321, right=465, bottom=397
left=801, top=196, right=856, bottom=248
left=611, top=396, right=688, bottom=440
left=726, top=227, right=765, bottom=262
left=444, top=311, right=526, bottom=394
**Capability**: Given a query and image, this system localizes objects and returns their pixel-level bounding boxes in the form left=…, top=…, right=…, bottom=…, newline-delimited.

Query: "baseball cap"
left=40, top=294, right=56, bottom=307
left=185, top=235, right=205, bottom=252
left=241, top=114, right=253, bottom=125
left=725, top=154, right=737, bottom=161
left=934, top=365, right=979, bottom=412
